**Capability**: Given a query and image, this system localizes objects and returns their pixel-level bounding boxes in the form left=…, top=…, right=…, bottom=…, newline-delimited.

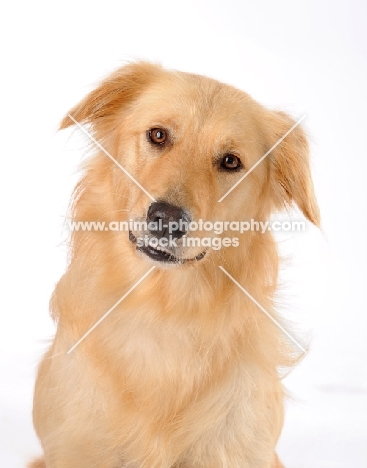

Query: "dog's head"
left=61, top=62, right=319, bottom=269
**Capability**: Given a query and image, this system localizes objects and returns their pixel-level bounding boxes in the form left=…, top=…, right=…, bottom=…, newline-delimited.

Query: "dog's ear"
left=59, top=62, right=161, bottom=130
left=266, top=111, right=320, bottom=226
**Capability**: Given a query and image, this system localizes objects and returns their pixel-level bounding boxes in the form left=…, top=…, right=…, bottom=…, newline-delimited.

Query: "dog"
left=30, top=62, right=319, bottom=468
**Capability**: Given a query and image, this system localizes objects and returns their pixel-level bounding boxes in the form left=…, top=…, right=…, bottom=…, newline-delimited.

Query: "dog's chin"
left=129, top=231, right=206, bottom=267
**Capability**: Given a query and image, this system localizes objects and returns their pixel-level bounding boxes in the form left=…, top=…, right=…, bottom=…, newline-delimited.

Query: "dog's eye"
left=220, top=154, right=242, bottom=171
left=148, top=128, right=167, bottom=145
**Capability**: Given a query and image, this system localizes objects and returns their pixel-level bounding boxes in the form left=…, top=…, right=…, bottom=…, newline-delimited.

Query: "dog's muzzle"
left=129, top=202, right=206, bottom=264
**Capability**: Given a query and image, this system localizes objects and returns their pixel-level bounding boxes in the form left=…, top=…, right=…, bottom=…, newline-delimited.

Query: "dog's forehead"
left=133, top=71, right=256, bottom=128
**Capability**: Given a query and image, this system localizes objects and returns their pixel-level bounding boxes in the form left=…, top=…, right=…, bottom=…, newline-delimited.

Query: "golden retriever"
left=30, top=62, right=319, bottom=468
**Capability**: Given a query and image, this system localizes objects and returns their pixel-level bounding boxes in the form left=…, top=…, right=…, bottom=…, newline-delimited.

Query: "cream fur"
left=30, top=62, right=319, bottom=468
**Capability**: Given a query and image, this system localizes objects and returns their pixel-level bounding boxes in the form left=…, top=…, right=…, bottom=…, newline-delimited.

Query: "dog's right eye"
left=148, top=128, right=167, bottom=145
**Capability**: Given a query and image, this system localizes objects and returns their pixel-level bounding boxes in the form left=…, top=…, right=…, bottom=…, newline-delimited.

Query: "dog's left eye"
left=148, top=128, right=167, bottom=145
left=220, top=154, right=242, bottom=171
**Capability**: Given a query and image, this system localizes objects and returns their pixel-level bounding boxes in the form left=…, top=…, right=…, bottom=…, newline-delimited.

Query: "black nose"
left=147, top=202, right=191, bottom=240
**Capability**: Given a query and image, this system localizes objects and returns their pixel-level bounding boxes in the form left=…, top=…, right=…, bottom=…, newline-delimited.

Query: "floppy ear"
left=59, top=61, right=162, bottom=130
left=267, top=111, right=320, bottom=226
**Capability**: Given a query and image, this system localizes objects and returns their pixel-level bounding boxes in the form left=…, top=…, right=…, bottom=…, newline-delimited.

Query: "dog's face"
left=61, top=63, right=319, bottom=269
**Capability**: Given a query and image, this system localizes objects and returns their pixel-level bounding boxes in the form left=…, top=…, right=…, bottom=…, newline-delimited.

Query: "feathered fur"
left=31, top=62, right=319, bottom=468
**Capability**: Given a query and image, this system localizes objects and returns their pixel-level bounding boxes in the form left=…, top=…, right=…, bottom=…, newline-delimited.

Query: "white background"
left=1, top=1, right=366, bottom=467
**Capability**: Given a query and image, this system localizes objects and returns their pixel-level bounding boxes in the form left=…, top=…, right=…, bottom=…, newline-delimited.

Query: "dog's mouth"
left=129, top=231, right=206, bottom=264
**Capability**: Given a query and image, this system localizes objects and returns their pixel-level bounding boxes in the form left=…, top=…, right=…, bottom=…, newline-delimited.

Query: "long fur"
left=31, top=62, right=319, bottom=468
